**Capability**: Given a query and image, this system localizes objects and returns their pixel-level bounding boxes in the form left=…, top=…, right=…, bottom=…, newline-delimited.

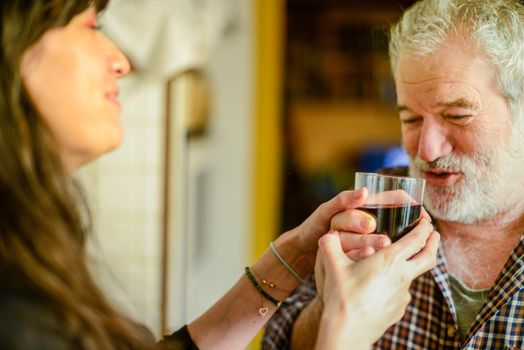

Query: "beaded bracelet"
left=270, top=242, right=304, bottom=282
left=251, top=268, right=291, bottom=294
left=245, top=266, right=282, bottom=308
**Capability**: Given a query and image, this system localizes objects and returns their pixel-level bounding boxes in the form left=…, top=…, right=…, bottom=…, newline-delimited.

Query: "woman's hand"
left=330, top=199, right=432, bottom=261
left=314, top=219, right=439, bottom=350
left=276, top=188, right=387, bottom=273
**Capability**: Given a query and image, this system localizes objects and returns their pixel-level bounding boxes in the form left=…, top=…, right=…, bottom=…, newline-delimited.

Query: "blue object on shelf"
left=383, top=146, right=409, bottom=168
left=356, top=146, right=409, bottom=172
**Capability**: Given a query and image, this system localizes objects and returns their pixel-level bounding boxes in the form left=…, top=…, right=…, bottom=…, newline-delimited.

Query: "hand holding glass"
left=354, top=172, right=425, bottom=241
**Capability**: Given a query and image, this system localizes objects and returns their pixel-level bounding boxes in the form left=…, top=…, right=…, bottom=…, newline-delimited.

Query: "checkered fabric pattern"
left=262, top=236, right=524, bottom=349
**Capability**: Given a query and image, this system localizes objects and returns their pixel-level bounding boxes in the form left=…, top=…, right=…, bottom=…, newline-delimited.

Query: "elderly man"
left=263, top=0, right=524, bottom=349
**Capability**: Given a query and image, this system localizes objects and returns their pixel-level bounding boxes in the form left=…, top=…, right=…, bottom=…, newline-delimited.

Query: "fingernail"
left=361, top=217, right=373, bottom=230
left=354, top=187, right=365, bottom=199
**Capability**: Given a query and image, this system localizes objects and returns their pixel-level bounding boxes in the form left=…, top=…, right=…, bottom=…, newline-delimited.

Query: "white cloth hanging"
left=101, top=0, right=239, bottom=78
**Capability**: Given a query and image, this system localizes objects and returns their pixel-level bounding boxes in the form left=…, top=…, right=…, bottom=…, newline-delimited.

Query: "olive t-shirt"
left=449, top=274, right=490, bottom=341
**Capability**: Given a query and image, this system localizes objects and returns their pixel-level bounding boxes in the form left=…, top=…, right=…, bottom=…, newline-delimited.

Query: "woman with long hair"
left=0, top=1, right=439, bottom=349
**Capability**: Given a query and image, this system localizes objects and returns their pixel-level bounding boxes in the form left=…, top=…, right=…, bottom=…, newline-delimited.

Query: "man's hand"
left=314, top=220, right=439, bottom=349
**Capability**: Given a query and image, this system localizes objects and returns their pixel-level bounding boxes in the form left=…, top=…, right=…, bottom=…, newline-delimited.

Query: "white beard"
left=408, top=131, right=524, bottom=224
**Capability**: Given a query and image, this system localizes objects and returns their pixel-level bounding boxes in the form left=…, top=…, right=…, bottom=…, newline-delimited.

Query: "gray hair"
left=389, top=0, right=524, bottom=120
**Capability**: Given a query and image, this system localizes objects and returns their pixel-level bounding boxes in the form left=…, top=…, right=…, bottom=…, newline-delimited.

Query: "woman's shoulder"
left=0, top=286, right=78, bottom=349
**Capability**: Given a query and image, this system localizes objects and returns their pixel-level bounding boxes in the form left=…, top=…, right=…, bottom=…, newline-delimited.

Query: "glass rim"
left=355, top=172, right=425, bottom=183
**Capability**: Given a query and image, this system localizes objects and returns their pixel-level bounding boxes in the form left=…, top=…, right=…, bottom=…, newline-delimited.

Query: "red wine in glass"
left=358, top=203, right=422, bottom=241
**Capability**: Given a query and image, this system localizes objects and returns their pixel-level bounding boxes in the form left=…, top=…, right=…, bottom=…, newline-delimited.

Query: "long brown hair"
left=0, top=1, right=158, bottom=349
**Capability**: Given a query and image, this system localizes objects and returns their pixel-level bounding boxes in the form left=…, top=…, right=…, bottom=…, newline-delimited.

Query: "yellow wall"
left=252, top=0, right=284, bottom=263
left=250, top=0, right=284, bottom=348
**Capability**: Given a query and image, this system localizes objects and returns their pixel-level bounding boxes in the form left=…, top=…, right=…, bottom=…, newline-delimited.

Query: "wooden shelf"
left=290, top=101, right=401, bottom=172
left=284, top=2, right=413, bottom=103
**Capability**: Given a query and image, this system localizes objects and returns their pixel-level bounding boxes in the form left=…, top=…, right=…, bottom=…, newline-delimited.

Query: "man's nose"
left=417, top=120, right=453, bottom=162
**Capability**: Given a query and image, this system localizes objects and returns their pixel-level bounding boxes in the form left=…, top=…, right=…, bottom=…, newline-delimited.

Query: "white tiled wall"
left=77, top=0, right=254, bottom=338
left=79, top=75, right=166, bottom=333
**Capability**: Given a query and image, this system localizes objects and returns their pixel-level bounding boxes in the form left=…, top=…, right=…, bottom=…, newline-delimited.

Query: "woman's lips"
left=422, top=170, right=462, bottom=187
left=105, top=91, right=121, bottom=109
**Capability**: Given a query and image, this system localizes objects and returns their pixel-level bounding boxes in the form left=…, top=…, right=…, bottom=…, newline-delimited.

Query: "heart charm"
left=259, top=307, right=269, bottom=316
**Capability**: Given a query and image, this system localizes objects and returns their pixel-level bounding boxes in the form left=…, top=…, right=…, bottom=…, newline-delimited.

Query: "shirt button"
left=447, top=326, right=457, bottom=338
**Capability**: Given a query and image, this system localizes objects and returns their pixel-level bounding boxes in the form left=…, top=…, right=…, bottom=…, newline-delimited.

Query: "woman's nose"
left=108, top=41, right=131, bottom=78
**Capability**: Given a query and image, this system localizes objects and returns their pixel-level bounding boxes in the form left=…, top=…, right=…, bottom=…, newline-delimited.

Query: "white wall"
left=183, top=1, right=254, bottom=323
left=78, top=0, right=254, bottom=337
left=79, top=75, right=166, bottom=333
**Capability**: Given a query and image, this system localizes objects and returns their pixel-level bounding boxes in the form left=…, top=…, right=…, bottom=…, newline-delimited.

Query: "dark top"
left=0, top=285, right=198, bottom=349
left=160, top=326, right=199, bottom=350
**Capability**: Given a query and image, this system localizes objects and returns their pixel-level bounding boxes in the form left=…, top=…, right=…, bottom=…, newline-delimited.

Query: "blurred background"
left=74, top=0, right=416, bottom=348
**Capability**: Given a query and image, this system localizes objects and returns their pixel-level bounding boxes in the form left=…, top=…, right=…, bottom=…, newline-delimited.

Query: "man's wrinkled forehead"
left=395, top=77, right=484, bottom=115
left=393, top=44, right=498, bottom=113
left=396, top=96, right=481, bottom=114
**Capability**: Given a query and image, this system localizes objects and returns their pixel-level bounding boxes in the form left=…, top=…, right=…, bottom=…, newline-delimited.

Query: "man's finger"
left=347, top=247, right=375, bottom=261
left=407, top=231, right=440, bottom=276
left=339, top=231, right=390, bottom=252
left=420, top=207, right=432, bottom=222
left=318, top=231, right=351, bottom=271
left=387, top=218, right=434, bottom=260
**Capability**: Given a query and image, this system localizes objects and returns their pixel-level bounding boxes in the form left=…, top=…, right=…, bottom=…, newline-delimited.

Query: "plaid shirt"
left=262, top=231, right=524, bottom=350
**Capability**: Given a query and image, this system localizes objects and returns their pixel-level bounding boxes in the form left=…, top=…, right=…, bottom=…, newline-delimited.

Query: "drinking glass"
left=354, top=172, right=425, bottom=241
